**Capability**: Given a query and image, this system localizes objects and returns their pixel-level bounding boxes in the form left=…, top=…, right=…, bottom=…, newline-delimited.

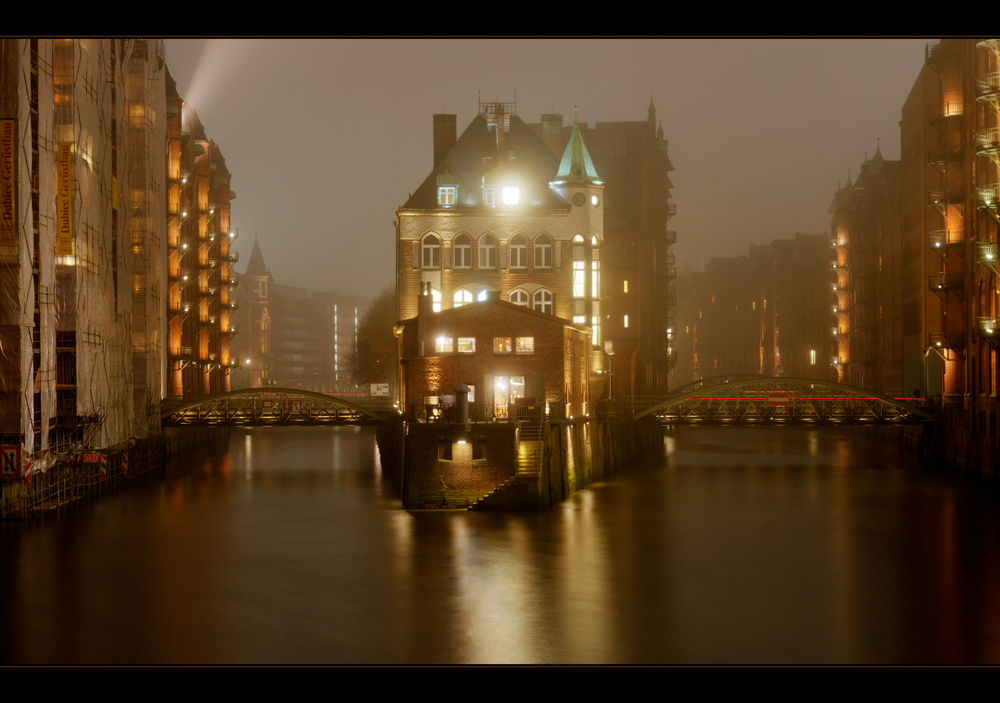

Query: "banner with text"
left=56, top=142, right=73, bottom=257
left=0, top=119, right=16, bottom=246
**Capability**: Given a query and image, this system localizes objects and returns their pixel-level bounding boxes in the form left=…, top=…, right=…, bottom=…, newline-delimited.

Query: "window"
left=484, top=186, right=499, bottom=205
left=573, top=261, right=585, bottom=298
left=494, top=337, right=512, bottom=353
left=510, top=289, right=529, bottom=306
left=458, top=337, right=476, bottom=353
left=438, top=186, right=456, bottom=206
left=453, top=288, right=473, bottom=308
left=533, top=289, right=553, bottom=315
left=624, top=315, right=629, bottom=328
left=422, top=235, right=440, bottom=268
left=467, top=385, right=476, bottom=402
left=431, top=288, right=441, bottom=313
left=502, top=186, right=519, bottom=205
left=453, top=234, right=471, bottom=268
left=510, top=234, right=527, bottom=269
left=435, top=337, right=453, bottom=353
left=623, top=280, right=628, bottom=294
left=534, top=234, right=552, bottom=269
left=478, top=235, right=496, bottom=269
left=810, top=349, right=817, bottom=365
left=516, top=337, right=534, bottom=354
left=477, top=289, right=490, bottom=301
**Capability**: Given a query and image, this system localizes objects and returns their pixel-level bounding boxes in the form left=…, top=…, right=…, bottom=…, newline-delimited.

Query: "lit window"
left=432, top=288, right=441, bottom=313
left=624, top=315, right=629, bottom=328
left=458, top=337, right=476, bottom=353
left=477, top=289, right=490, bottom=301
left=494, top=337, right=512, bottom=353
left=510, top=289, right=529, bottom=306
left=438, top=186, right=456, bottom=206
left=453, top=289, right=473, bottom=307
left=453, top=234, right=471, bottom=268
left=810, top=349, right=816, bottom=365
left=573, top=315, right=585, bottom=324
left=592, top=315, right=600, bottom=345
left=467, top=385, right=475, bottom=402
left=592, top=260, right=600, bottom=298
left=435, top=337, right=453, bottom=353
left=573, top=261, right=585, bottom=298
left=623, top=280, right=628, bottom=294
left=510, top=234, right=527, bottom=269
left=516, top=337, right=534, bottom=354
left=422, top=235, right=440, bottom=268
left=533, top=289, right=553, bottom=315
left=484, top=186, right=499, bottom=205
left=503, top=186, right=519, bottom=205
left=534, top=234, right=552, bottom=268
left=478, top=235, right=497, bottom=269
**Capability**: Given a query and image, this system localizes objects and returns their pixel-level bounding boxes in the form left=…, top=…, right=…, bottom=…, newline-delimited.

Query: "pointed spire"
left=554, top=108, right=600, bottom=184
left=246, top=234, right=269, bottom=277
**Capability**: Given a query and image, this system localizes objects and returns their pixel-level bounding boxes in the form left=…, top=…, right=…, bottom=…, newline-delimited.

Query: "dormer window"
left=438, top=186, right=456, bottom=206
left=502, top=186, right=519, bottom=205
left=484, top=186, right=499, bottom=205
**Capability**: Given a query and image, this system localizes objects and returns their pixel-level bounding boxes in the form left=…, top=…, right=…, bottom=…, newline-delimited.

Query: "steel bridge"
left=161, top=388, right=391, bottom=427
left=630, top=377, right=935, bottom=425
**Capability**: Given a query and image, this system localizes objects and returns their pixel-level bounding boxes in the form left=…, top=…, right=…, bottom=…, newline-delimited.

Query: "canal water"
left=3, top=425, right=1000, bottom=665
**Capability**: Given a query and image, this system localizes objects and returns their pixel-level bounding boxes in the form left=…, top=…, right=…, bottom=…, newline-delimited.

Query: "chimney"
left=541, top=113, right=563, bottom=157
left=433, top=114, right=457, bottom=167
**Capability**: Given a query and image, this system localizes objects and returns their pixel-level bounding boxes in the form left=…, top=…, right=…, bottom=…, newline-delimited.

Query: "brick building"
left=527, top=103, right=677, bottom=395
left=164, top=67, right=238, bottom=400
left=396, top=99, right=606, bottom=403
left=396, top=286, right=591, bottom=421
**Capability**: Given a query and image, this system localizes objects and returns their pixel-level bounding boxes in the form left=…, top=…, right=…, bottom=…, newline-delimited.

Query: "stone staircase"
left=468, top=420, right=545, bottom=510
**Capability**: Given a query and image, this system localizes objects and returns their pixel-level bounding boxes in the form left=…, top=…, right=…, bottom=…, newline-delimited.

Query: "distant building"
left=231, top=237, right=368, bottom=391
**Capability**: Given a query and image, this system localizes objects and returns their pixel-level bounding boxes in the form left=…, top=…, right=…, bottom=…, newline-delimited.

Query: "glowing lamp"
left=502, top=186, right=519, bottom=205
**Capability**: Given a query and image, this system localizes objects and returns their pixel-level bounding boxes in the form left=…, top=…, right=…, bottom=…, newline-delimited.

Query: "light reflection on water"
left=2, top=425, right=1000, bottom=664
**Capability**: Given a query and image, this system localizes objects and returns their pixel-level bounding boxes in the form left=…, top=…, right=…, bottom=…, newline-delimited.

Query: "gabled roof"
left=403, top=114, right=568, bottom=211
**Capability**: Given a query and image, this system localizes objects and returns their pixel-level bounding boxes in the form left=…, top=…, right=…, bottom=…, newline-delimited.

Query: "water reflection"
left=2, top=425, right=1000, bottom=664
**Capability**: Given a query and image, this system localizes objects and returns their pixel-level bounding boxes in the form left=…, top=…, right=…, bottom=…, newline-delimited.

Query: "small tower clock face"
left=572, top=193, right=585, bottom=206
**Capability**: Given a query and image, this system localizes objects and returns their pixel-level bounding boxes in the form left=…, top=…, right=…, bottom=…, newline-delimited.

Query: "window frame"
left=516, top=337, right=535, bottom=354
left=453, top=234, right=472, bottom=269
left=534, top=234, right=552, bottom=269
left=438, top=186, right=456, bottom=206
left=494, top=337, right=512, bottom=354
left=422, top=235, right=441, bottom=269
left=510, top=234, right=527, bottom=269
left=510, top=289, right=529, bottom=307
left=478, top=234, right=497, bottom=269
left=533, top=289, right=553, bottom=315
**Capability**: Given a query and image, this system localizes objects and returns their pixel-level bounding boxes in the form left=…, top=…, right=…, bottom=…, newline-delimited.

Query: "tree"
left=351, top=285, right=397, bottom=389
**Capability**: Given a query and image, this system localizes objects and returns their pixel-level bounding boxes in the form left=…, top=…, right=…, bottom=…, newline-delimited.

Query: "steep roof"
left=403, top=113, right=568, bottom=211
left=553, top=115, right=601, bottom=184
left=245, top=236, right=269, bottom=277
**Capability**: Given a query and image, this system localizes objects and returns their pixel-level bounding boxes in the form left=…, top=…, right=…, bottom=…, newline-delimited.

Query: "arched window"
left=534, top=234, right=552, bottom=269
left=533, top=289, right=553, bottom=315
left=477, top=289, right=491, bottom=302
left=422, top=235, right=440, bottom=269
left=453, top=234, right=471, bottom=269
left=453, top=288, right=473, bottom=308
left=510, top=289, right=529, bottom=306
left=510, top=234, right=527, bottom=269
left=431, top=288, right=442, bottom=313
left=478, top=234, right=497, bottom=269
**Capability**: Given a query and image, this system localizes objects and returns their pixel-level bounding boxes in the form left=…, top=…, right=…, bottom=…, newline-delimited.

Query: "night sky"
left=164, top=38, right=931, bottom=300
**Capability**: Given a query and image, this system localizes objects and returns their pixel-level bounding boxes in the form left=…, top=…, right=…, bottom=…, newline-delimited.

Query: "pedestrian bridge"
left=161, top=388, right=392, bottom=427
left=628, top=377, right=935, bottom=425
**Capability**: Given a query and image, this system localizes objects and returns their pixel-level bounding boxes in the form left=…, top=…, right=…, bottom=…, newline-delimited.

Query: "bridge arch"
left=162, top=388, right=390, bottom=426
left=635, top=377, right=934, bottom=424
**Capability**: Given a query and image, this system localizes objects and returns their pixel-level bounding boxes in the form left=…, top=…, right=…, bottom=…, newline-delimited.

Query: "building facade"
left=1, top=39, right=166, bottom=465
left=164, top=68, right=238, bottom=401
left=396, top=100, right=607, bottom=404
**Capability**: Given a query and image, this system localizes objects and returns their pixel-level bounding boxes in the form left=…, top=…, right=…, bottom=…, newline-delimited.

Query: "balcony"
left=223, top=324, right=239, bottom=335
left=977, top=184, right=1000, bottom=220
left=227, top=251, right=240, bottom=263
left=977, top=243, right=1000, bottom=276
left=928, top=102, right=964, bottom=125
left=227, top=299, right=240, bottom=311
left=199, top=315, right=217, bottom=326
left=929, top=332, right=965, bottom=350
left=168, top=300, right=192, bottom=316
left=169, top=346, right=193, bottom=358
left=928, top=272, right=964, bottom=298
left=928, top=229, right=963, bottom=249
left=978, top=317, right=1000, bottom=339
left=976, top=72, right=1000, bottom=103
left=225, top=276, right=239, bottom=288
left=977, top=128, right=1000, bottom=160
left=664, top=229, right=676, bottom=245
left=665, top=203, right=677, bottom=218
left=925, top=40, right=940, bottom=67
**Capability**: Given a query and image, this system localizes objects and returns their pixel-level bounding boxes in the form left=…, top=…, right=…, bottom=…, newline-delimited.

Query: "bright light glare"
left=502, top=186, right=519, bottom=205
